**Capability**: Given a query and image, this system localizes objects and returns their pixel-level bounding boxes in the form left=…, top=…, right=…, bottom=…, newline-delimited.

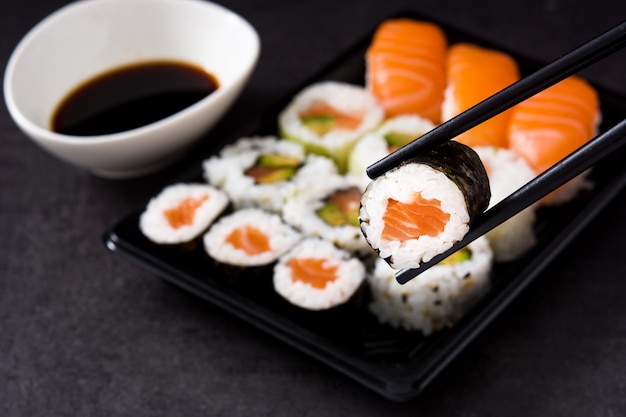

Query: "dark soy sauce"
left=51, top=60, right=219, bottom=136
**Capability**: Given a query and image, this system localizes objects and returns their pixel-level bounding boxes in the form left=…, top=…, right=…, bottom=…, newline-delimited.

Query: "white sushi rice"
left=139, top=183, right=229, bottom=244
left=202, top=136, right=338, bottom=213
left=282, top=173, right=372, bottom=256
left=360, top=163, right=470, bottom=269
left=278, top=81, right=384, bottom=171
left=348, top=114, right=436, bottom=189
left=273, top=237, right=366, bottom=311
left=441, top=82, right=460, bottom=123
left=475, top=146, right=539, bottom=262
left=203, top=208, right=302, bottom=267
left=539, top=171, right=594, bottom=206
left=367, top=236, right=493, bottom=335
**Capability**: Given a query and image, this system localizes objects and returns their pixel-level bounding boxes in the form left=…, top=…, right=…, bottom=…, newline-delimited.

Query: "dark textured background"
left=2, top=1, right=626, bottom=415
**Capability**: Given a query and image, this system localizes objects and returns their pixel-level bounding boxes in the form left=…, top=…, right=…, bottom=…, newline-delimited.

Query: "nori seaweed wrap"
left=359, top=140, right=490, bottom=270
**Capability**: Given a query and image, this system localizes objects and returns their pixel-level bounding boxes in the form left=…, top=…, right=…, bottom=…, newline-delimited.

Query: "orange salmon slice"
left=288, top=257, right=339, bottom=289
left=366, top=18, right=447, bottom=123
left=444, top=43, right=520, bottom=148
left=163, top=195, right=209, bottom=229
left=326, top=187, right=361, bottom=214
left=226, top=225, right=272, bottom=256
left=382, top=193, right=450, bottom=240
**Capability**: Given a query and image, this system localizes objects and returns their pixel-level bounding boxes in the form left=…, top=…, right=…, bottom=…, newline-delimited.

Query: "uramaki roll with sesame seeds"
left=366, top=236, right=492, bottom=335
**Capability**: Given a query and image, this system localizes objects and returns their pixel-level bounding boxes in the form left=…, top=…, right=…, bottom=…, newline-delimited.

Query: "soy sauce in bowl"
left=51, top=60, right=219, bottom=136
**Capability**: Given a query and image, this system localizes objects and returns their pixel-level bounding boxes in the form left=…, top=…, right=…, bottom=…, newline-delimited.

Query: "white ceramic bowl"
left=4, top=0, right=260, bottom=179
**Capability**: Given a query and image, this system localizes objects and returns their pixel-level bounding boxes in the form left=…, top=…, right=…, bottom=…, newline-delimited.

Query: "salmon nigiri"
left=507, top=75, right=600, bottom=175
left=507, top=75, right=600, bottom=205
left=366, top=18, right=447, bottom=124
left=442, top=43, right=520, bottom=148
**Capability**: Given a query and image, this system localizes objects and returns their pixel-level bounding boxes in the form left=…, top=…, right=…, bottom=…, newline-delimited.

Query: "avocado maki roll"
left=278, top=81, right=384, bottom=172
left=347, top=114, right=435, bottom=188
left=359, top=140, right=490, bottom=270
left=282, top=173, right=372, bottom=257
left=203, top=136, right=338, bottom=213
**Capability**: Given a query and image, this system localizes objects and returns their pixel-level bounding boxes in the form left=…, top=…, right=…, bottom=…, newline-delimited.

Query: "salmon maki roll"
left=366, top=18, right=447, bottom=123
left=359, top=140, right=490, bottom=270
left=273, top=237, right=366, bottom=311
left=202, top=208, right=302, bottom=269
left=139, top=183, right=229, bottom=245
left=507, top=75, right=600, bottom=204
left=442, top=43, right=520, bottom=148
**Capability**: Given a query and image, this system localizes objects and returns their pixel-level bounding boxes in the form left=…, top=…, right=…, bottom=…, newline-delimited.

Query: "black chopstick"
left=394, top=118, right=626, bottom=284
left=366, top=20, right=626, bottom=179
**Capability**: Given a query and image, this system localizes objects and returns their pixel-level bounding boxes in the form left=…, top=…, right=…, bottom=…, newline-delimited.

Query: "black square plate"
left=103, top=11, right=626, bottom=402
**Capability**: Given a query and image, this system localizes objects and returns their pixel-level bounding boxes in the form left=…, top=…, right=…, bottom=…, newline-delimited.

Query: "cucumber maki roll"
left=278, top=81, right=384, bottom=172
left=359, top=140, right=490, bottom=270
left=282, top=173, right=372, bottom=257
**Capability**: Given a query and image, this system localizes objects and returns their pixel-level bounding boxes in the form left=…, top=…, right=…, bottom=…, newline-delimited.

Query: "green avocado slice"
left=257, top=154, right=301, bottom=168
left=438, top=247, right=472, bottom=265
left=301, top=115, right=334, bottom=136
left=384, top=131, right=415, bottom=148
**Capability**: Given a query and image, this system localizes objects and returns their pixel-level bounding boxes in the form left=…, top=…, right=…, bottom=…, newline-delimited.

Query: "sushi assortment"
left=137, top=17, right=601, bottom=335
